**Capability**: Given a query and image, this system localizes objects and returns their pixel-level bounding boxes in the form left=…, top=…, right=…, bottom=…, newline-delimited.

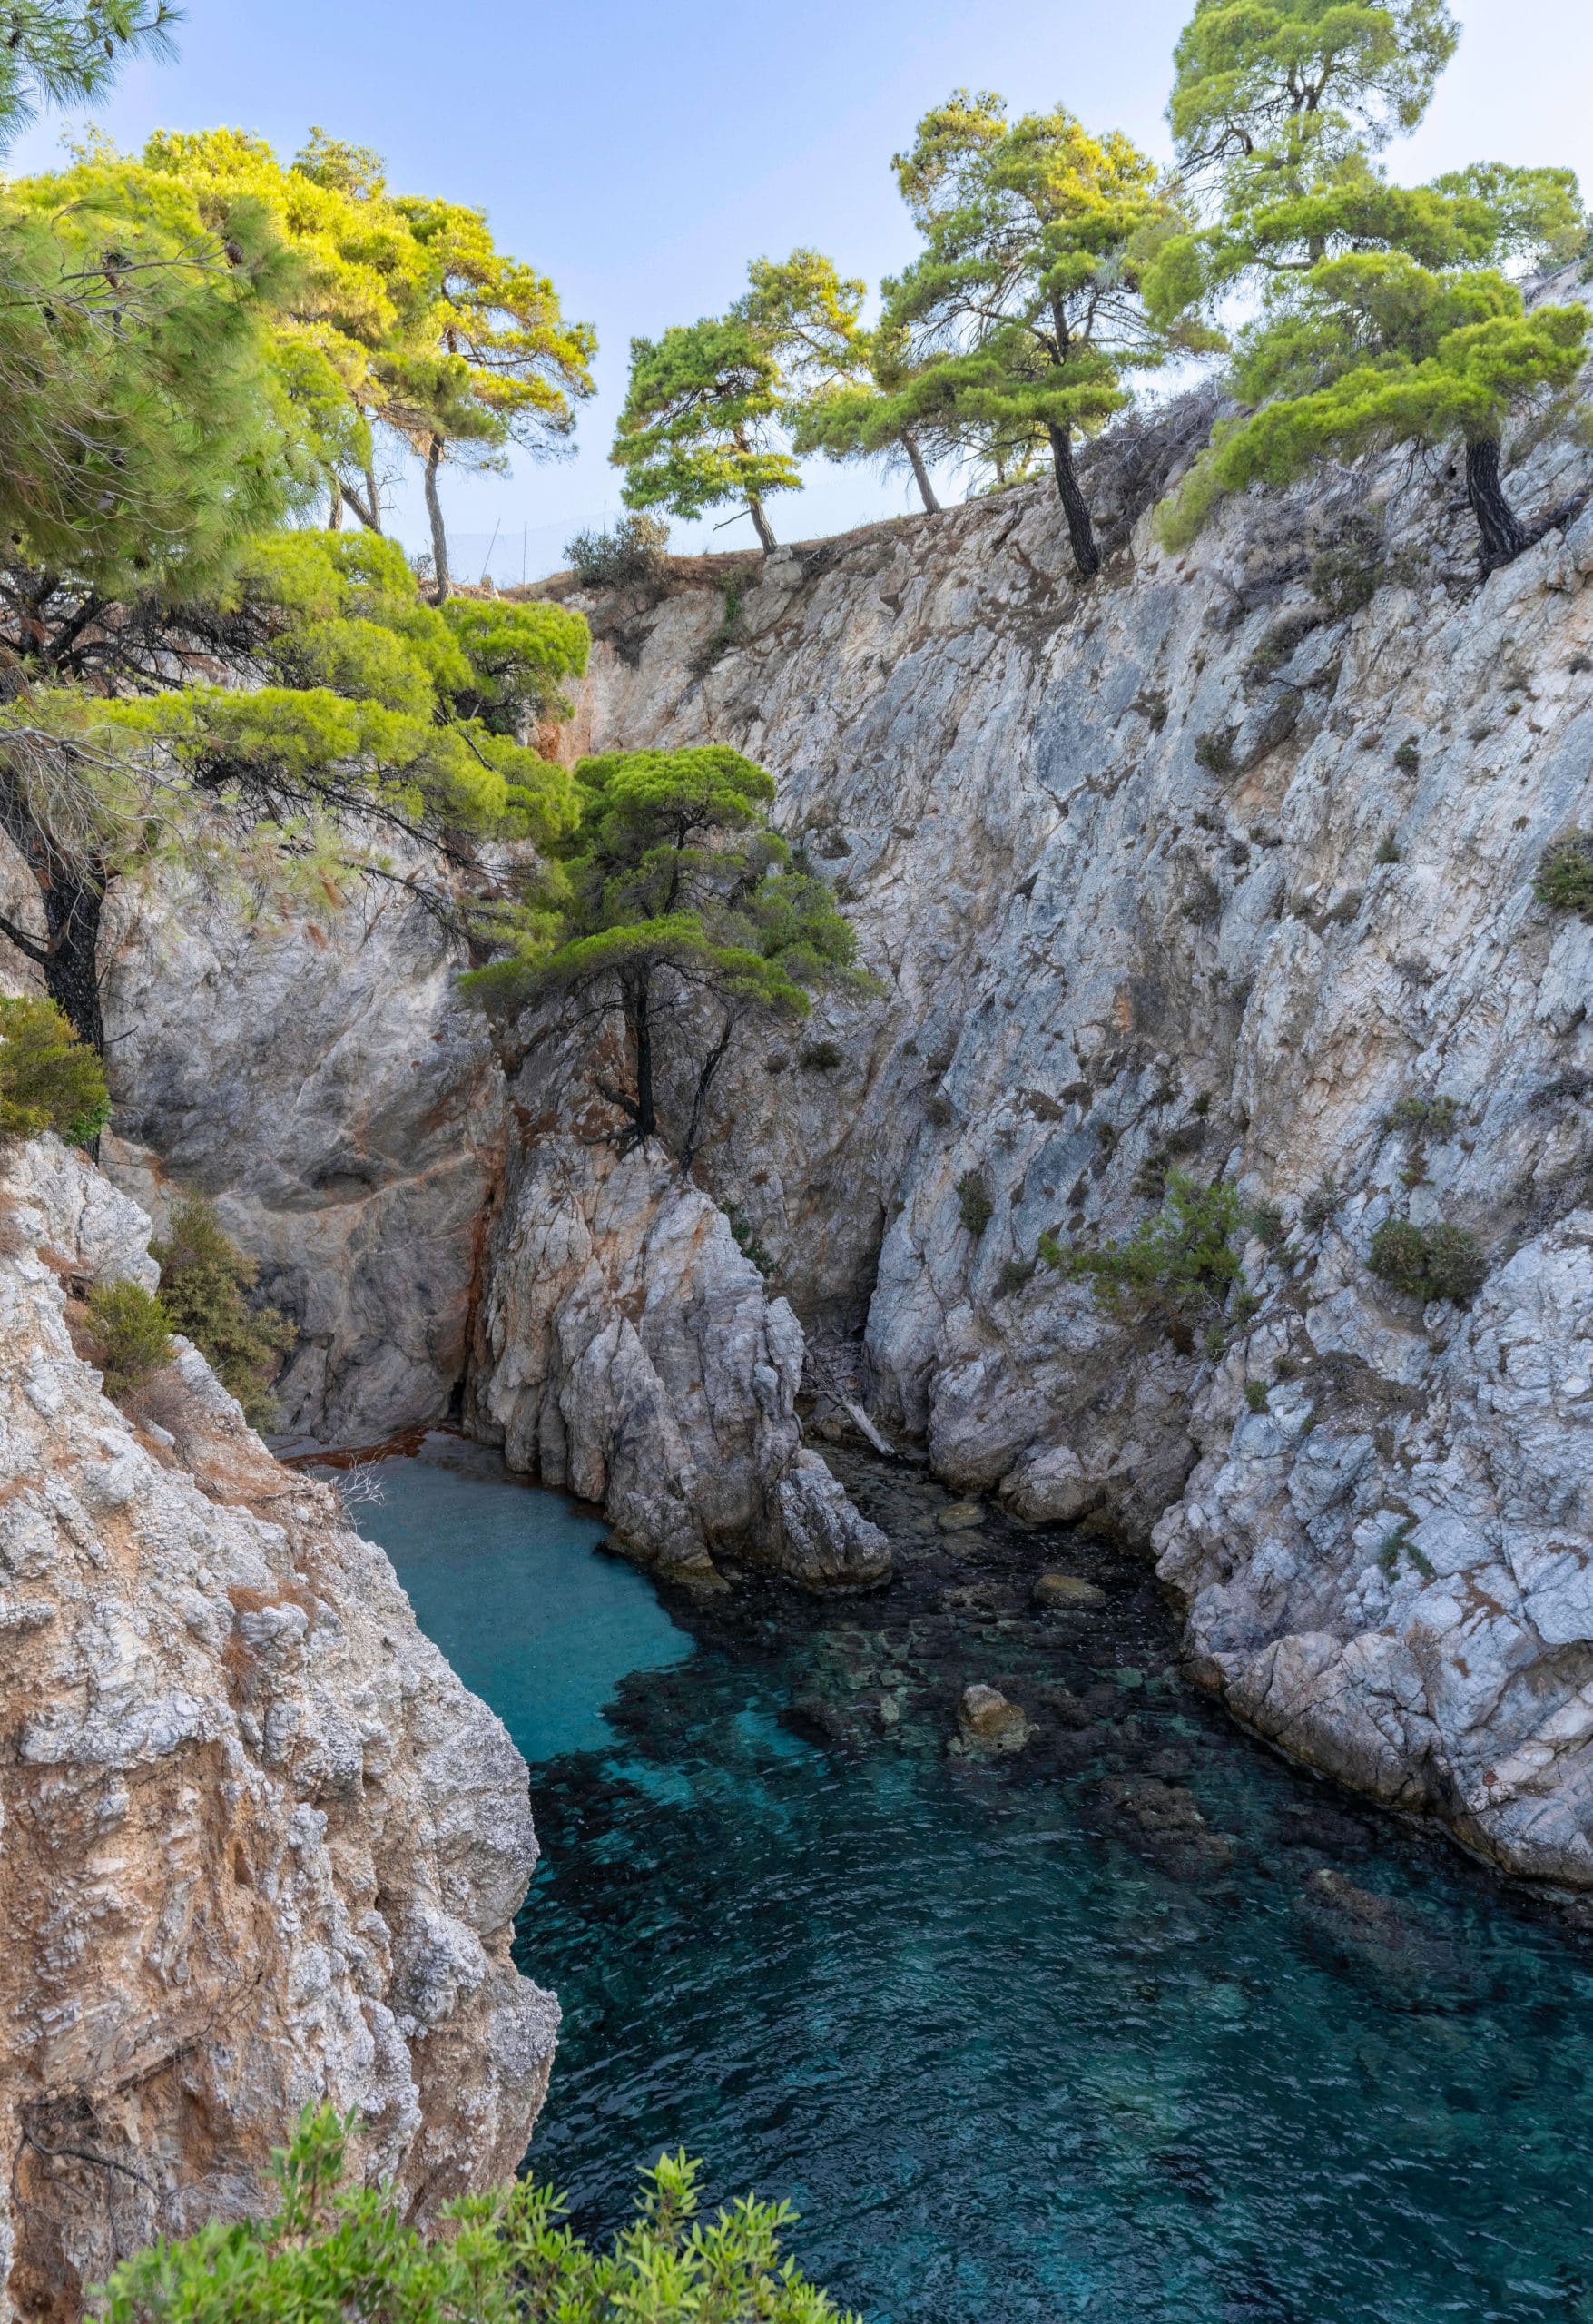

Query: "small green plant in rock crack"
left=1534, top=832, right=1593, bottom=921
left=1393, top=738, right=1421, bottom=774
left=1374, top=832, right=1401, bottom=865
left=1247, top=1201, right=1286, bottom=1250
left=1383, top=1093, right=1461, bottom=1137
left=997, top=1256, right=1037, bottom=1297
left=957, top=1171, right=994, bottom=1237
left=724, top=1203, right=773, bottom=1276
left=1195, top=730, right=1237, bottom=777
left=1300, top=1177, right=1341, bottom=1232
left=1377, top=1517, right=1436, bottom=1583
left=1244, top=1379, right=1270, bottom=1413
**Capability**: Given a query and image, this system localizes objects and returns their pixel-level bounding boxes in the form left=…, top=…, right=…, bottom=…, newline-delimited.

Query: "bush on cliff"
left=1533, top=832, right=1593, bottom=921
left=0, top=995, right=111, bottom=1147
left=95, top=2107, right=857, bottom=2324
left=1039, top=1169, right=1246, bottom=1347
left=1369, top=1216, right=1485, bottom=1305
left=152, top=1195, right=294, bottom=1427
left=86, top=1279, right=173, bottom=1394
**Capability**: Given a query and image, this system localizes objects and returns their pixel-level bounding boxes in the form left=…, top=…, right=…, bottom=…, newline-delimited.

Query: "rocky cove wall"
left=536, top=395, right=1593, bottom=1888
left=0, top=1137, right=556, bottom=2321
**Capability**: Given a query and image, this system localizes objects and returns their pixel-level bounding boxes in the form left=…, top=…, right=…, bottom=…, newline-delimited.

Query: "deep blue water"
left=358, top=1436, right=1593, bottom=2324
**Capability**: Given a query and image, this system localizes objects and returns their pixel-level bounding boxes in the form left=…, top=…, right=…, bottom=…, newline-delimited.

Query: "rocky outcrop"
left=545, top=379, right=1593, bottom=1881
left=99, top=867, right=499, bottom=1447
left=0, top=1137, right=555, bottom=2320
left=470, top=1133, right=889, bottom=1589
left=1155, top=1206, right=1593, bottom=1886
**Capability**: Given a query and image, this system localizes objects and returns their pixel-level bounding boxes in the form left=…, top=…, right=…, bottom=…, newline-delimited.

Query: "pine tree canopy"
left=1168, top=0, right=1459, bottom=173
left=0, top=0, right=177, bottom=149
left=0, top=153, right=306, bottom=601
left=140, top=126, right=595, bottom=594
left=1157, top=255, right=1589, bottom=556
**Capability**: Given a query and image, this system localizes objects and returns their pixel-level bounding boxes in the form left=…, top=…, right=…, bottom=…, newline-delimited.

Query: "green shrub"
left=998, top=1256, right=1037, bottom=1297
left=1244, top=1379, right=1269, bottom=1413
left=1043, top=1170, right=1245, bottom=1335
left=87, top=1279, right=173, bottom=1394
left=1534, top=832, right=1593, bottom=921
left=799, top=1040, right=843, bottom=1073
left=1194, top=729, right=1236, bottom=776
left=1382, top=1094, right=1460, bottom=1137
left=152, top=1196, right=293, bottom=1427
left=957, top=1171, right=994, bottom=1237
left=1374, top=832, right=1401, bottom=865
left=95, top=2105, right=855, bottom=2324
left=565, top=511, right=670, bottom=588
left=0, top=995, right=110, bottom=1147
left=1300, top=1176, right=1340, bottom=1232
left=1310, top=518, right=1383, bottom=617
left=1247, top=1201, right=1286, bottom=1250
left=1369, top=1217, right=1486, bottom=1305
left=1392, top=738, right=1421, bottom=774
left=724, top=1202, right=773, bottom=1277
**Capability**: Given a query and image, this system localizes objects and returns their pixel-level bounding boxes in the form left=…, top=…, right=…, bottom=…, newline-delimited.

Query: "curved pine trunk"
left=1047, top=424, right=1101, bottom=578
left=903, top=431, right=940, bottom=516
left=747, top=496, right=777, bottom=554
left=1466, top=437, right=1529, bottom=570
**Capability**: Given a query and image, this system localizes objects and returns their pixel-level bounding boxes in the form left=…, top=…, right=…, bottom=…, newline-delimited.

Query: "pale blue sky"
left=9, top=0, right=1592, bottom=575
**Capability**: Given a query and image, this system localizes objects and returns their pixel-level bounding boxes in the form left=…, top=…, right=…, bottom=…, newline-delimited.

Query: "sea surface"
left=358, top=1434, right=1593, bottom=2324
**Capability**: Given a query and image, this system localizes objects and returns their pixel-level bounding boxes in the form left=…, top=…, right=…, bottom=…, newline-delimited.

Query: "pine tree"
left=142, top=131, right=597, bottom=598
left=1168, top=0, right=1460, bottom=180
left=466, top=746, right=860, bottom=1167
left=1157, top=0, right=1590, bottom=570
left=611, top=317, right=801, bottom=553
left=738, top=250, right=948, bottom=514
left=883, top=92, right=1206, bottom=576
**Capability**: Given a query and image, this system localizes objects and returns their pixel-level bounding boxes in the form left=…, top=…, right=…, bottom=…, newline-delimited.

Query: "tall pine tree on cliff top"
left=611, top=316, right=801, bottom=553
left=1157, top=0, right=1590, bottom=570
left=881, top=92, right=1210, bottom=577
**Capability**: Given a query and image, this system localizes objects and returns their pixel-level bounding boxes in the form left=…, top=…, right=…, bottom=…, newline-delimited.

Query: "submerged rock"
left=959, top=1684, right=1031, bottom=1751
left=1031, top=1572, right=1106, bottom=1610
left=0, top=1138, right=555, bottom=2314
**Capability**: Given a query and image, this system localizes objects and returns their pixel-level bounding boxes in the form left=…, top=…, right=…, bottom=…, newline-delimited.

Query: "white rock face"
left=549, top=392, right=1593, bottom=1878
left=471, top=1135, right=889, bottom=1588
left=0, top=1137, right=556, bottom=2318
left=96, top=869, right=503, bottom=1446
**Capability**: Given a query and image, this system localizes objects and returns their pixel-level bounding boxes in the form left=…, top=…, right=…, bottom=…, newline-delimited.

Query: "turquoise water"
left=359, top=1440, right=1593, bottom=2324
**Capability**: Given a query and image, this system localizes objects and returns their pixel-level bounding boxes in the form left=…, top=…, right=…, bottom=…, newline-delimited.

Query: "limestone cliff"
left=0, top=1137, right=555, bottom=2321
left=543, top=387, right=1593, bottom=1885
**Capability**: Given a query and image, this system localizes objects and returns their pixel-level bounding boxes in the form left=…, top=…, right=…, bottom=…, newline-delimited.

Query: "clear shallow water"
left=359, top=1440, right=1593, bottom=2324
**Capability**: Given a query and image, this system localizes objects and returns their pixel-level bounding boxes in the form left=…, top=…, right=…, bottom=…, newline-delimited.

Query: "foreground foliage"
left=96, top=2107, right=857, bottom=2324
left=0, top=995, right=110, bottom=1145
